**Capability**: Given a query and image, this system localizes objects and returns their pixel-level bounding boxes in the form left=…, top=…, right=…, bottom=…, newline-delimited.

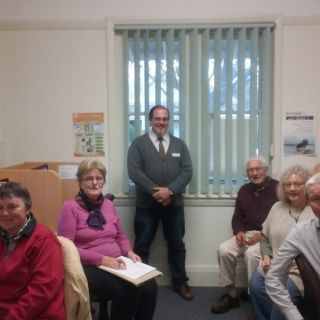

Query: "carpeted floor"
left=92, top=286, right=252, bottom=320
left=154, top=286, right=252, bottom=320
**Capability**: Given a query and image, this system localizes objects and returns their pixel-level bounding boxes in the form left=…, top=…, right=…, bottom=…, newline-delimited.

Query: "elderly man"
left=211, top=156, right=278, bottom=314
left=265, top=173, right=320, bottom=320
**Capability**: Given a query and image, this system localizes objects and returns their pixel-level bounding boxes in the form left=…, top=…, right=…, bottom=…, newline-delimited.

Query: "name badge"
left=172, top=153, right=180, bottom=157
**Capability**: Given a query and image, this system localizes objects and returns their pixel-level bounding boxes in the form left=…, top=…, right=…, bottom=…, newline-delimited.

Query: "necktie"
left=158, top=137, right=165, bottom=157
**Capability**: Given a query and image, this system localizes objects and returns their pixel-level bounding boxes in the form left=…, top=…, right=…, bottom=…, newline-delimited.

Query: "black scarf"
left=75, top=189, right=106, bottom=230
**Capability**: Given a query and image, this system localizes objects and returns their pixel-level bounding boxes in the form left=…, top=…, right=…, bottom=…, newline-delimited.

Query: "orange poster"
left=73, top=112, right=105, bottom=157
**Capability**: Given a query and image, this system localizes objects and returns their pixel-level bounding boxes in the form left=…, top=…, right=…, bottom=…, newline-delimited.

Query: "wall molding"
left=1, top=15, right=319, bottom=31
left=0, top=15, right=285, bottom=31
left=114, top=198, right=235, bottom=208
left=0, top=20, right=105, bottom=30
left=157, top=263, right=247, bottom=287
left=283, top=16, right=320, bottom=26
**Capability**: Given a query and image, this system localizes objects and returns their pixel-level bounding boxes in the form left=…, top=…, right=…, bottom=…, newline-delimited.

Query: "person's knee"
left=244, top=245, right=259, bottom=262
left=218, top=241, right=233, bottom=259
left=245, top=245, right=255, bottom=256
left=142, top=279, right=158, bottom=298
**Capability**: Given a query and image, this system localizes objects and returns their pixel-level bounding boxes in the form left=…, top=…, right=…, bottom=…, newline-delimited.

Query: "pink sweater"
left=58, top=198, right=132, bottom=266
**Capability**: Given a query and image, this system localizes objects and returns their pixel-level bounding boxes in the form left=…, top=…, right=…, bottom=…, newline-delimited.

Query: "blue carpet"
left=154, top=286, right=252, bottom=320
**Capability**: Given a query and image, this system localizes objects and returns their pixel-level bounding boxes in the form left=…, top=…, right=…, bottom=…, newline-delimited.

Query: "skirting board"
left=156, top=264, right=248, bottom=287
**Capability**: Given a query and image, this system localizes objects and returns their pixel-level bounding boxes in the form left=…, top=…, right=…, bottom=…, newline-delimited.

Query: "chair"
left=58, top=236, right=92, bottom=320
left=295, top=254, right=320, bottom=320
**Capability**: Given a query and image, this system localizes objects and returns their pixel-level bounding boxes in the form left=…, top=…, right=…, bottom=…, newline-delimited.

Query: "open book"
left=98, top=256, right=162, bottom=286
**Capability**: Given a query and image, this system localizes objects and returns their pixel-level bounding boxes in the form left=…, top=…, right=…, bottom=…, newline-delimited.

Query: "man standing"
left=265, top=173, right=320, bottom=320
left=211, top=156, right=278, bottom=313
left=127, top=105, right=193, bottom=300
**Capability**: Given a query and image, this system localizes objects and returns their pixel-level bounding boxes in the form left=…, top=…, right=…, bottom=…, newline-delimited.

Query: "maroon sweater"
left=231, top=178, right=278, bottom=235
left=0, top=223, right=66, bottom=320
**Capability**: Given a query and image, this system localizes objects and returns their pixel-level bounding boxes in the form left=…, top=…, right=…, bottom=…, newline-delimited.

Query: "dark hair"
left=0, top=181, right=32, bottom=209
left=148, top=105, right=170, bottom=121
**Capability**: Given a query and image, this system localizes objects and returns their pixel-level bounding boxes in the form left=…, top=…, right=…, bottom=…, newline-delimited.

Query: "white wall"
left=1, top=29, right=107, bottom=164
left=1, top=0, right=320, bottom=19
left=1, top=1, right=320, bottom=286
left=280, top=23, right=320, bottom=170
left=116, top=204, right=238, bottom=286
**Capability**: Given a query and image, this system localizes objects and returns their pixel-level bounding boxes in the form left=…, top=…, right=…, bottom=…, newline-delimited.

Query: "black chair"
left=295, top=254, right=320, bottom=320
left=90, top=193, right=115, bottom=320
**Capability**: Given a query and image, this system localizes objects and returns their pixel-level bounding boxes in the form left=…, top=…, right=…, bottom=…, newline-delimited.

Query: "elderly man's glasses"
left=308, top=197, right=320, bottom=203
left=153, top=117, right=169, bottom=123
left=247, top=167, right=266, bottom=174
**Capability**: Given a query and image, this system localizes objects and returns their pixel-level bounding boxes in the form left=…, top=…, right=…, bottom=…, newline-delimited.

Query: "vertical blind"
left=115, top=23, right=274, bottom=198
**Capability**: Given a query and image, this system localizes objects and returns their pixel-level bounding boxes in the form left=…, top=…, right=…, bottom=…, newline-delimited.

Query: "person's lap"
left=84, top=266, right=157, bottom=320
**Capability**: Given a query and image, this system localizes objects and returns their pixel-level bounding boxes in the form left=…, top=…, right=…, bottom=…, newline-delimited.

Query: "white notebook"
left=98, top=256, right=162, bottom=286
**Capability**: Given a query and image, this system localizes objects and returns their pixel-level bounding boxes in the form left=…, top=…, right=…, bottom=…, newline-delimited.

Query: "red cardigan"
left=0, top=223, right=66, bottom=320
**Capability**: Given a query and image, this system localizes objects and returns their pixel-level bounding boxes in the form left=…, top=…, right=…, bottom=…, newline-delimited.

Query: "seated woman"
left=249, top=165, right=315, bottom=320
left=57, top=159, right=158, bottom=320
left=0, top=182, right=66, bottom=320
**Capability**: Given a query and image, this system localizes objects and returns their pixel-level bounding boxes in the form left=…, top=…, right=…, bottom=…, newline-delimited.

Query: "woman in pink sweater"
left=58, top=159, right=157, bottom=320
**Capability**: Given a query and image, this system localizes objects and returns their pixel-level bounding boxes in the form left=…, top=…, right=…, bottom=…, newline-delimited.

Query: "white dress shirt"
left=149, top=128, right=170, bottom=154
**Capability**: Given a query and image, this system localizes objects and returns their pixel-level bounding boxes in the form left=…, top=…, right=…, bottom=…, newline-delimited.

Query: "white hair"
left=245, top=156, right=269, bottom=169
left=305, top=173, right=320, bottom=199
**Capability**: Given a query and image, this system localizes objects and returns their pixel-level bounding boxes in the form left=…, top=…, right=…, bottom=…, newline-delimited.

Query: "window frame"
left=108, top=20, right=277, bottom=200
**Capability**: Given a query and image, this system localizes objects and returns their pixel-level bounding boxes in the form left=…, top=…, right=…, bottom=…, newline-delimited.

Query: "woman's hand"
left=101, top=256, right=126, bottom=270
left=127, top=251, right=141, bottom=263
left=262, top=255, right=272, bottom=274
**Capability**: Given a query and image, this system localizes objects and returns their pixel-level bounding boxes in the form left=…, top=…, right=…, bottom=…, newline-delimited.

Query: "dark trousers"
left=84, top=266, right=157, bottom=320
left=133, top=205, right=189, bottom=286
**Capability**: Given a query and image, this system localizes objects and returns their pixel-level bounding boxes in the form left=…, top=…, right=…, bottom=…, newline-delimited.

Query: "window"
left=115, top=23, right=274, bottom=198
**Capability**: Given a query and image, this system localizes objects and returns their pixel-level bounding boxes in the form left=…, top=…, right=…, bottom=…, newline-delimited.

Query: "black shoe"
left=240, top=289, right=250, bottom=301
left=173, top=285, right=194, bottom=301
left=248, top=311, right=256, bottom=320
left=211, top=293, right=240, bottom=314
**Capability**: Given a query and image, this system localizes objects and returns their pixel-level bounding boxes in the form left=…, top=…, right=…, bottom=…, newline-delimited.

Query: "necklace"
left=288, top=205, right=305, bottom=223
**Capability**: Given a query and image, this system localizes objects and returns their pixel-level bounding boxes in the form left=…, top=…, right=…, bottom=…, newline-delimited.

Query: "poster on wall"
left=73, top=112, right=105, bottom=157
left=283, top=111, right=316, bottom=157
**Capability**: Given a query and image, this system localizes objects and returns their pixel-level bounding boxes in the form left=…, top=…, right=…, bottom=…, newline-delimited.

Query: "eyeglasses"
left=284, top=182, right=304, bottom=188
left=308, top=197, right=320, bottom=203
left=247, top=167, right=266, bottom=174
left=0, top=203, right=20, bottom=213
left=153, top=117, right=169, bottom=123
left=82, top=176, right=104, bottom=183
